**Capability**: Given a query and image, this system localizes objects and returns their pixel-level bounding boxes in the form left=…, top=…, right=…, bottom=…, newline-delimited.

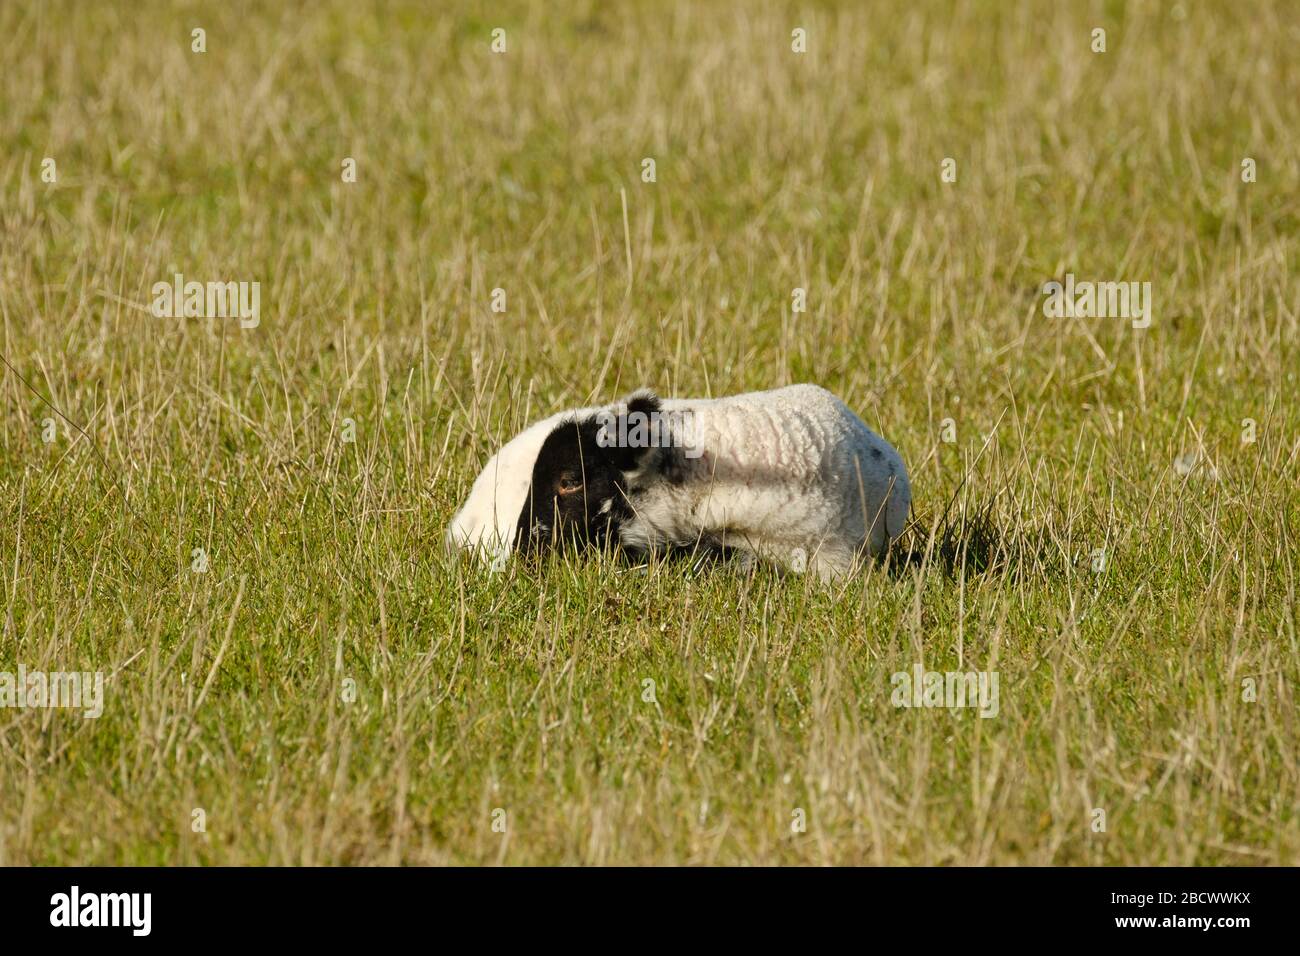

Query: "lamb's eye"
left=556, top=474, right=583, bottom=495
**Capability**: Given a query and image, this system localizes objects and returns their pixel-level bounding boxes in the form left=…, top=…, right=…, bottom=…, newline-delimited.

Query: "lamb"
left=445, top=384, right=911, bottom=581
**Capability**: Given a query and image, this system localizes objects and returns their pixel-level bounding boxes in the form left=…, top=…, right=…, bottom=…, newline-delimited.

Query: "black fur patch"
left=514, top=392, right=665, bottom=554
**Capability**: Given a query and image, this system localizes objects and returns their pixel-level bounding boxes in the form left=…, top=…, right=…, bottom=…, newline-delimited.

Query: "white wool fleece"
left=619, top=384, right=910, bottom=580
left=446, top=384, right=911, bottom=581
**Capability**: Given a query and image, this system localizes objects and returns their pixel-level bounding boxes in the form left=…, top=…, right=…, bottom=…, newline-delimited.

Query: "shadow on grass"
left=889, top=498, right=1074, bottom=583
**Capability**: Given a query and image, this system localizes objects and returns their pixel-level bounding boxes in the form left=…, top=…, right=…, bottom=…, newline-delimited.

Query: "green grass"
left=1, top=0, right=1297, bottom=864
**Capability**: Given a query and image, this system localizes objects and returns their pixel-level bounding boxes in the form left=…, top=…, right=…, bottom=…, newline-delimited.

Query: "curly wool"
left=618, top=385, right=910, bottom=578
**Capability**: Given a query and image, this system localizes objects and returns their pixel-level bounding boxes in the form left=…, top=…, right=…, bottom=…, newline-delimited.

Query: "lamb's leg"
left=706, top=530, right=764, bottom=575
left=720, top=534, right=854, bottom=582
left=799, top=545, right=855, bottom=583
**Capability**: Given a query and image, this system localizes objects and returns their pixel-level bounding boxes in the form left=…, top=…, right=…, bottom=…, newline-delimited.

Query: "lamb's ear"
left=624, top=389, right=661, bottom=420
left=599, top=389, right=663, bottom=473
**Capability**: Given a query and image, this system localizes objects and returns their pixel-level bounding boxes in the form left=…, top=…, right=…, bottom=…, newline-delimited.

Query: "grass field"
left=1, top=0, right=1297, bottom=865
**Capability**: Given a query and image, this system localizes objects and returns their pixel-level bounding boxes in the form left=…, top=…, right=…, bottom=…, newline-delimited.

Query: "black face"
left=515, top=394, right=661, bottom=555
